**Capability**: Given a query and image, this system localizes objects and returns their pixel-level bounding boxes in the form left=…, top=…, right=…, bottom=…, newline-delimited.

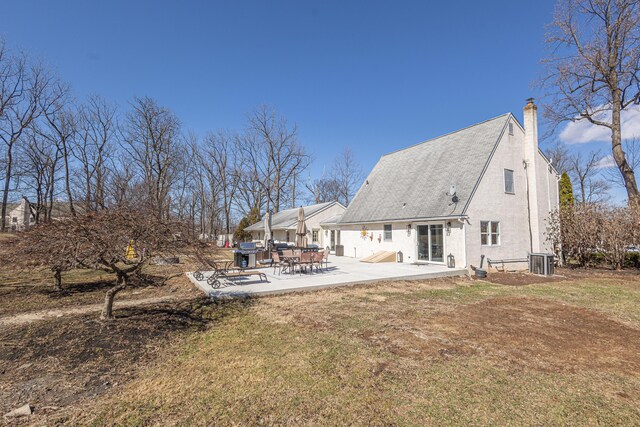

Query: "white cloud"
left=559, top=104, right=640, bottom=144
left=594, top=154, right=616, bottom=169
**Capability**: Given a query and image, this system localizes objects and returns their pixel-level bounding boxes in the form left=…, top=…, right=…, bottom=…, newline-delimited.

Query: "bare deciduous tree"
left=569, top=150, right=611, bottom=204
left=204, top=131, right=239, bottom=235
left=332, top=147, right=363, bottom=206
left=0, top=42, right=50, bottom=231
left=74, top=94, right=118, bottom=211
left=9, top=208, right=194, bottom=319
left=542, top=0, right=640, bottom=207
left=305, top=176, right=341, bottom=204
left=603, top=137, right=640, bottom=189
left=122, top=97, right=182, bottom=219
left=543, top=140, right=572, bottom=174
left=240, top=105, right=310, bottom=213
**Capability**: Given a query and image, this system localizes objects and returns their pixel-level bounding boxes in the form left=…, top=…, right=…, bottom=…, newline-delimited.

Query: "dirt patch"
left=0, top=297, right=247, bottom=424
left=434, top=297, right=640, bottom=374
left=477, top=272, right=564, bottom=286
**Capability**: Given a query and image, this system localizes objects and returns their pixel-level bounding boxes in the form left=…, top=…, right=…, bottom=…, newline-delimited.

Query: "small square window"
left=504, top=169, right=515, bottom=194
left=481, top=221, right=500, bottom=246
left=383, top=224, right=392, bottom=242
left=12, top=217, right=17, bottom=223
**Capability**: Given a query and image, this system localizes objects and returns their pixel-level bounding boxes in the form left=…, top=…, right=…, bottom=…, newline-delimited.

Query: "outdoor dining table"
left=280, top=255, right=300, bottom=274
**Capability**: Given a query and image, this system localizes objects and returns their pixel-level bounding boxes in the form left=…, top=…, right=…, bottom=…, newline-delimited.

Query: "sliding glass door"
left=417, top=224, right=444, bottom=263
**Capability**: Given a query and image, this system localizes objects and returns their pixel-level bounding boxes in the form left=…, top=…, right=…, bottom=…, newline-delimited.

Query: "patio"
left=187, top=256, right=468, bottom=298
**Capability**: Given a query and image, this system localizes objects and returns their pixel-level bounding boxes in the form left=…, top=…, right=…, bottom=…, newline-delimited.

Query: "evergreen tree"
left=233, top=207, right=261, bottom=242
left=559, top=172, right=575, bottom=209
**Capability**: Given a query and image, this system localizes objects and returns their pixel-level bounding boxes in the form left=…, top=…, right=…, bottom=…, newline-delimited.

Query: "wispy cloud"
left=595, top=154, right=616, bottom=169
left=559, top=104, right=640, bottom=144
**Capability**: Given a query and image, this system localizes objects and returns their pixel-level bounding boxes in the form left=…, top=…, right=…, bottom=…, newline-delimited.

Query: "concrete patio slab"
left=187, top=256, right=468, bottom=298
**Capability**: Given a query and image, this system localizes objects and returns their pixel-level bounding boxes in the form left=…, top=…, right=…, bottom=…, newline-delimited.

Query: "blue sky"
left=2, top=0, right=630, bottom=200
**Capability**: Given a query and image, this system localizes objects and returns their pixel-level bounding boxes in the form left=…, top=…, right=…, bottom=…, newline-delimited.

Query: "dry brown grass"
left=61, top=274, right=640, bottom=426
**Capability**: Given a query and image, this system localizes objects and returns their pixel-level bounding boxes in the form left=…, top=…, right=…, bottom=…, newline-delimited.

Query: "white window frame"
left=312, top=230, right=319, bottom=243
left=383, top=224, right=392, bottom=242
left=504, top=169, right=515, bottom=194
left=481, top=221, right=500, bottom=246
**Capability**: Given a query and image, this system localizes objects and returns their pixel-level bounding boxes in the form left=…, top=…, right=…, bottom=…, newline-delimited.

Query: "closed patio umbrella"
left=295, top=207, right=308, bottom=248
left=263, top=211, right=272, bottom=249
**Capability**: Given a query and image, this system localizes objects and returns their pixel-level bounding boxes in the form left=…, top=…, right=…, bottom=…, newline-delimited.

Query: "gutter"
left=337, top=214, right=469, bottom=226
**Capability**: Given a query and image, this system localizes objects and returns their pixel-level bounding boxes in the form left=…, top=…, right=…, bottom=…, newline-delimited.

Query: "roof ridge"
left=381, top=113, right=512, bottom=158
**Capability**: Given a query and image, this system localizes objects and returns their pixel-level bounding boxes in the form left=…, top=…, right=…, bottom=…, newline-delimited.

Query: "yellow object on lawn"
left=126, top=240, right=136, bottom=259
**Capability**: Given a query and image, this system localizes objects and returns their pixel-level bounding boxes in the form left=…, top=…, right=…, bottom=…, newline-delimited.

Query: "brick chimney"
left=523, top=98, right=540, bottom=252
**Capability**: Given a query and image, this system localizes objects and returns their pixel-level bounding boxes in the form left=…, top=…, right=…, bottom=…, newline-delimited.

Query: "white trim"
left=480, top=221, right=501, bottom=246
left=338, top=215, right=468, bottom=226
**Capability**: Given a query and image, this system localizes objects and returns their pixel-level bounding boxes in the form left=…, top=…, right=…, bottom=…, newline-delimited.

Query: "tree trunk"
left=53, top=269, right=62, bottom=291
left=101, top=272, right=127, bottom=320
left=62, top=140, right=76, bottom=217
left=1, top=145, right=13, bottom=232
left=611, top=91, right=640, bottom=209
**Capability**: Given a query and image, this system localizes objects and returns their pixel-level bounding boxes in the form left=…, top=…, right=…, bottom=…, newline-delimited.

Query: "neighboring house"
left=246, top=201, right=346, bottom=248
left=3, top=197, right=35, bottom=232
left=2, top=197, right=84, bottom=232
left=336, top=99, right=559, bottom=269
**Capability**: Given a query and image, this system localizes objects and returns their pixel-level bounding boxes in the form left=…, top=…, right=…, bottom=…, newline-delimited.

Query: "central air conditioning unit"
left=529, top=253, right=554, bottom=276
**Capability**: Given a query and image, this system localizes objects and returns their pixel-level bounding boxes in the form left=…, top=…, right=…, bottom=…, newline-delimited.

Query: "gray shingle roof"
left=245, top=201, right=342, bottom=231
left=338, top=114, right=511, bottom=224
left=319, top=213, right=343, bottom=225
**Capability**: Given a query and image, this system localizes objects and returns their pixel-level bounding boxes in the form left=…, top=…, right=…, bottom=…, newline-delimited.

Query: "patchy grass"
left=0, top=261, right=201, bottom=317
left=67, top=273, right=640, bottom=426
left=0, top=298, right=248, bottom=424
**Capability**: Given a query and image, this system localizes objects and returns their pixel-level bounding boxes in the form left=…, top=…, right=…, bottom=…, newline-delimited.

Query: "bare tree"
left=542, top=0, right=640, bottom=207
left=74, top=95, right=118, bottom=211
left=543, top=140, right=572, bottom=174
left=204, top=130, right=239, bottom=235
left=305, top=176, right=341, bottom=204
left=603, top=137, right=640, bottom=188
left=38, top=81, right=76, bottom=217
left=241, top=106, right=310, bottom=213
left=332, top=147, right=363, bottom=206
left=8, top=208, right=194, bottom=319
left=0, top=42, right=50, bottom=231
left=569, top=150, right=611, bottom=204
left=19, top=125, right=63, bottom=223
left=122, top=97, right=182, bottom=219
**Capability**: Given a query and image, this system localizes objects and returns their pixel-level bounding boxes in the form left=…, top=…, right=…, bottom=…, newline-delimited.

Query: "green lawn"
left=78, top=273, right=640, bottom=426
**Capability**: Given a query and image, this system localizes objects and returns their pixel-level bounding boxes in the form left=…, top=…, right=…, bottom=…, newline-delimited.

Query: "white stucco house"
left=2, top=197, right=35, bottom=232
left=246, top=201, right=346, bottom=248
left=334, top=99, right=559, bottom=269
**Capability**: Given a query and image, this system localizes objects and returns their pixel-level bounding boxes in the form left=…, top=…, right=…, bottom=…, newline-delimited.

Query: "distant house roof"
left=338, top=114, right=512, bottom=224
left=246, top=201, right=345, bottom=232
left=320, top=213, right=343, bottom=226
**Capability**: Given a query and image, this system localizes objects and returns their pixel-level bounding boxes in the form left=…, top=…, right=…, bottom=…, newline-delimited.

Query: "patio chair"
left=299, top=251, right=313, bottom=274
left=272, top=251, right=288, bottom=275
left=312, top=251, right=325, bottom=272
left=322, top=250, right=329, bottom=270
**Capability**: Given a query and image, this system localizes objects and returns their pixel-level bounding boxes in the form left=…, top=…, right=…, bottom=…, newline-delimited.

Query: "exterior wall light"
left=407, top=224, right=412, bottom=237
